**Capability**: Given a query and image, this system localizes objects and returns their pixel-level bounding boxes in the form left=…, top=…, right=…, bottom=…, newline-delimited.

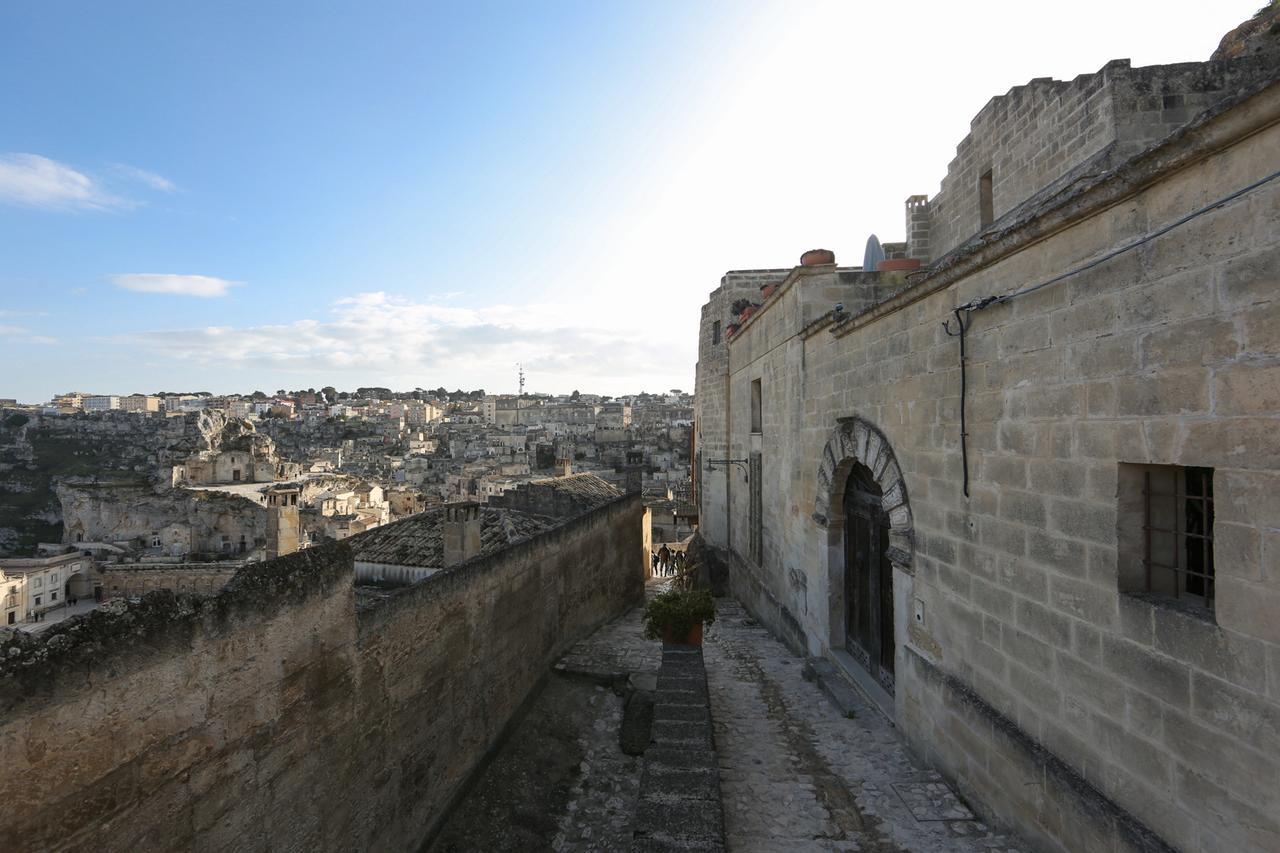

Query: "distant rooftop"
left=348, top=505, right=554, bottom=570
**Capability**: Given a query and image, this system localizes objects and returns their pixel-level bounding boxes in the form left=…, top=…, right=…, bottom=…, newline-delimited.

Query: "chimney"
left=443, top=502, right=483, bottom=567
left=556, top=456, right=572, bottom=478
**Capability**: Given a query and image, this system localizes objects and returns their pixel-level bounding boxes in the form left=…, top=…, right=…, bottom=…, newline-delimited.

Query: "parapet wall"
left=0, top=492, right=646, bottom=851
left=922, top=54, right=1280, bottom=263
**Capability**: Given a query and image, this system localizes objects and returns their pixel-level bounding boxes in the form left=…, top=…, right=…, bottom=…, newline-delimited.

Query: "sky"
left=0, top=0, right=1259, bottom=402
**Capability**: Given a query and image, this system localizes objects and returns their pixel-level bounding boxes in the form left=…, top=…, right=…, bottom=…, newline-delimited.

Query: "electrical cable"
left=958, top=168, right=1280, bottom=313
left=943, top=167, right=1280, bottom=500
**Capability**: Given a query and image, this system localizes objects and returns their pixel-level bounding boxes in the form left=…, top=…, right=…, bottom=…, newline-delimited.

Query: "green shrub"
left=643, top=588, right=716, bottom=640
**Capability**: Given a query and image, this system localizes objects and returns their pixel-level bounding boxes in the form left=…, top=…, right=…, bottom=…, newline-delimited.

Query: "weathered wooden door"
left=843, top=464, right=895, bottom=693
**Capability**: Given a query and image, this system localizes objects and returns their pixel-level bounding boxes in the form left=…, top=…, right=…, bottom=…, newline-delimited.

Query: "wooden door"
left=843, top=464, right=895, bottom=693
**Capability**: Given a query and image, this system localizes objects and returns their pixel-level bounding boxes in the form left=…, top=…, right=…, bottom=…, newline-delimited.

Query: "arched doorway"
left=842, top=462, right=894, bottom=691
left=813, top=417, right=913, bottom=700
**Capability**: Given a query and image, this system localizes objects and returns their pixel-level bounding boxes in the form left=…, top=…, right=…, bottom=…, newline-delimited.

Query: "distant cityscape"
left=0, top=384, right=695, bottom=628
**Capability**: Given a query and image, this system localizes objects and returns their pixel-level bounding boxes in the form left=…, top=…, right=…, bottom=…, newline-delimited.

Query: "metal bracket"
left=705, top=458, right=750, bottom=480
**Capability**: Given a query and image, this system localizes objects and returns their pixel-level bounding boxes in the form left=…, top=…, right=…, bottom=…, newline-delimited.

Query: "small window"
left=32, top=578, right=41, bottom=589
left=51, top=591, right=57, bottom=601
left=751, top=378, right=762, bottom=434
left=712, top=320, right=722, bottom=345
left=1118, top=464, right=1215, bottom=612
left=34, top=596, right=41, bottom=605
left=978, top=168, right=994, bottom=228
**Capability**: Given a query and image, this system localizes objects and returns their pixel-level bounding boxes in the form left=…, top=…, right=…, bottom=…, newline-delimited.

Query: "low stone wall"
left=352, top=492, right=646, bottom=850
left=98, top=564, right=241, bottom=597
left=0, top=493, right=646, bottom=852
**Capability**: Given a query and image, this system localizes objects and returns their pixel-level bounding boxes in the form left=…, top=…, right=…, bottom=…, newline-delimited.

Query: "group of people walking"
left=651, top=545, right=686, bottom=577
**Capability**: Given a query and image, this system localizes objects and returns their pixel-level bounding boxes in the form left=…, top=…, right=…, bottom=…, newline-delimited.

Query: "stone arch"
left=812, top=416, right=913, bottom=566
left=813, top=417, right=914, bottom=672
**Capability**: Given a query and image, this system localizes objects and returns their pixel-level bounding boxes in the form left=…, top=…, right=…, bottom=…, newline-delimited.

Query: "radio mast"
left=517, top=363, right=525, bottom=397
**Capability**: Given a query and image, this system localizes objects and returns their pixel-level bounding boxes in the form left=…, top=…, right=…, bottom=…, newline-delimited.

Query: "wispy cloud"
left=0, top=154, right=175, bottom=212
left=119, top=291, right=689, bottom=391
left=112, top=163, right=176, bottom=193
left=0, top=153, right=126, bottom=211
left=111, top=273, right=239, bottom=298
left=0, top=324, right=57, bottom=346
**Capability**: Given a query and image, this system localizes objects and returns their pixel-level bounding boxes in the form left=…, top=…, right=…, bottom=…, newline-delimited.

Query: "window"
left=1118, top=464, right=1215, bottom=612
left=749, top=453, right=763, bottom=564
left=751, top=378, right=762, bottom=434
left=32, top=577, right=42, bottom=589
left=50, top=573, right=58, bottom=583
left=978, top=168, right=994, bottom=228
left=712, top=320, right=722, bottom=345
left=51, top=591, right=57, bottom=601
left=34, top=596, right=41, bottom=605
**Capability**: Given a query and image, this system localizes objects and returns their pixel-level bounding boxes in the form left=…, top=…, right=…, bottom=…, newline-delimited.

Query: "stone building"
left=694, top=48, right=1280, bottom=853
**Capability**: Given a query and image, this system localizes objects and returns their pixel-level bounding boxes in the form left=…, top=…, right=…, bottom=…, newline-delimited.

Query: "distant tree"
left=570, top=390, right=580, bottom=401
left=251, top=390, right=268, bottom=400
left=275, top=389, right=286, bottom=396
left=338, top=391, right=350, bottom=400
left=320, top=386, right=337, bottom=404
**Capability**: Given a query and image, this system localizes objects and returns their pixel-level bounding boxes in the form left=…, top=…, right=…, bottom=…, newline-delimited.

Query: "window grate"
left=1142, top=466, right=1214, bottom=609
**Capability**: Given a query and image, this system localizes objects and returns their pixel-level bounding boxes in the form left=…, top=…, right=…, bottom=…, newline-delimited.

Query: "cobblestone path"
left=705, top=599, right=1026, bottom=853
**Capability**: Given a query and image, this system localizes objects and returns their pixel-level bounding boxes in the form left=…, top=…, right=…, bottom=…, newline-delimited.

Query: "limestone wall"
left=924, top=55, right=1280, bottom=264
left=703, top=78, right=1280, bottom=853
left=0, top=493, right=646, bottom=851
left=97, top=564, right=241, bottom=597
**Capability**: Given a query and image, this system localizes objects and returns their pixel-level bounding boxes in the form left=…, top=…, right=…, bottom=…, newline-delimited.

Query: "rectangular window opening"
left=712, top=320, right=722, bottom=345
left=1118, top=464, right=1215, bottom=614
left=750, top=378, right=762, bottom=434
left=978, top=168, right=994, bottom=229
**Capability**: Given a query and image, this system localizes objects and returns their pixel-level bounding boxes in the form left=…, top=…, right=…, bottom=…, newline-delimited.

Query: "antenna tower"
left=517, top=363, right=525, bottom=397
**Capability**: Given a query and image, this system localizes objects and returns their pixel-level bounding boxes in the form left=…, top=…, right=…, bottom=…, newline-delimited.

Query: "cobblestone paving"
left=555, top=578, right=670, bottom=682
left=551, top=682, right=643, bottom=852
left=433, top=579, right=670, bottom=852
left=705, top=599, right=1026, bottom=853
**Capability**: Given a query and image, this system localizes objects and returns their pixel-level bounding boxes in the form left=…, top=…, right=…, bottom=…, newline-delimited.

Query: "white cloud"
left=111, top=273, right=239, bottom=298
left=0, top=153, right=126, bottom=211
left=112, top=163, right=176, bottom=193
left=120, top=291, right=690, bottom=392
left=0, top=324, right=57, bottom=345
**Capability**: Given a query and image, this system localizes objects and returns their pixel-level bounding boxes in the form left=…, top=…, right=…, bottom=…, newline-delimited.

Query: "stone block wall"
left=98, top=564, right=241, bottom=597
left=702, top=78, right=1280, bottom=853
left=922, top=55, right=1280, bottom=264
left=0, top=493, right=646, bottom=851
left=695, top=269, right=789, bottom=548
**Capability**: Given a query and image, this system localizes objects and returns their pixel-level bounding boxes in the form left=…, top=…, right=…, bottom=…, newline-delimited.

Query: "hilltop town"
left=0, top=385, right=693, bottom=627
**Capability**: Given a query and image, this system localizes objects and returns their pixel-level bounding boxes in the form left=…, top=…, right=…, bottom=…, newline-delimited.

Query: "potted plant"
left=760, top=283, right=777, bottom=300
left=643, top=587, right=716, bottom=645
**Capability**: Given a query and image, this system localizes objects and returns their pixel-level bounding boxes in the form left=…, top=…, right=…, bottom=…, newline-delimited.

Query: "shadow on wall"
left=0, top=493, right=647, bottom=852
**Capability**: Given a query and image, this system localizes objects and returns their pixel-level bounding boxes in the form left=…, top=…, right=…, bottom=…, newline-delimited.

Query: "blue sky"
left=0, top=1, right=1257, bottom=402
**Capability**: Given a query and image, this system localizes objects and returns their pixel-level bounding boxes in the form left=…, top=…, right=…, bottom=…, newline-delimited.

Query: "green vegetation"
left=643, top=588, right=716, bottom=641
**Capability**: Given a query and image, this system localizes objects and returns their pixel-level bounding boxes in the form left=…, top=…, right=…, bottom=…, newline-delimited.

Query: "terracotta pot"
left=726, top=323, right=739, bottom=338
left=760, top=283, right=778, bottom=300
left=800, top=249, right=836, bottom=266
left=739, top=305, right=757, bottom=320
left=876, top=258, right=922, bottom=272
left=661, top=622, right=703, bottom=645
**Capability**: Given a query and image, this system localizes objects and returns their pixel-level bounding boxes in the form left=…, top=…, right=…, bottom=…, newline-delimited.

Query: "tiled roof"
left=526, top=472, right=622, bottom=507
left=348, top=506, right=554, bottom=569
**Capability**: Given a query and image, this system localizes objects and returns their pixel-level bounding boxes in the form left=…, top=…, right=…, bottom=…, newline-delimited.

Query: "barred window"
left=1118, top=464, right=1215, bottom=612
